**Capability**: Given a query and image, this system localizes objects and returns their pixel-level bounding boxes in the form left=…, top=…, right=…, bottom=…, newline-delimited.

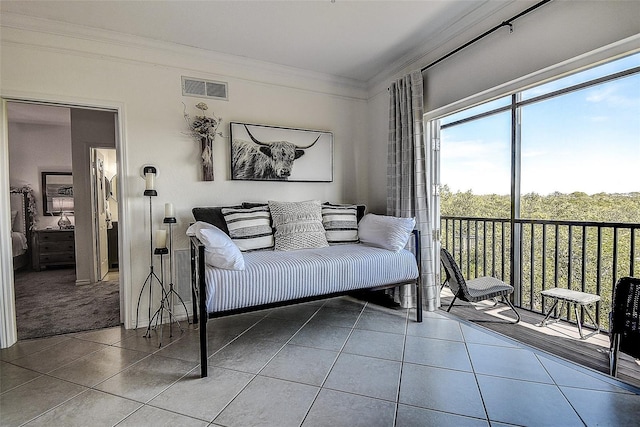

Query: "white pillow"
left=186, top=221, right=245, bottom=270
left=358, top=213, right=415, bottom=252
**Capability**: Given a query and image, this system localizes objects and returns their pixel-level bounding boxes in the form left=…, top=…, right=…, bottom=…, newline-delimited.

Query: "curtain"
left=387, top=70, right=437, bottom=311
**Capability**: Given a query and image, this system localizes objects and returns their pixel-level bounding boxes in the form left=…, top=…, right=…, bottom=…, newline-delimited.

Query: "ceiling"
left=0, top=0, right=523, bottom=84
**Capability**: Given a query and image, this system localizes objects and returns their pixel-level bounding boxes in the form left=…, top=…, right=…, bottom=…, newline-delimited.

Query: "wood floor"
left=439, top=288, right=640, bottom=389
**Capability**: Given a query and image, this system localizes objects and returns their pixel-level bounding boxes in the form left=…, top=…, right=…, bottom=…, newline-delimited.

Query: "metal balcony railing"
left=441, top=216, right=640, bottom=331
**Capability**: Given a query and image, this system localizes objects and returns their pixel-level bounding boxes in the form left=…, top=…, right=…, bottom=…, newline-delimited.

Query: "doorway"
left=6, top=101, right=122, bottom=340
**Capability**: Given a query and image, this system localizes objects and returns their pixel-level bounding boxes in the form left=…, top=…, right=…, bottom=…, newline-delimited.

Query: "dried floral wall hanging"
left=184, top=102, right=224, bottom=181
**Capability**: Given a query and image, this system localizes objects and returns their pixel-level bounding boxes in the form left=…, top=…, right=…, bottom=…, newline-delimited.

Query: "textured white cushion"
left=358, top=213, right=415, bottom=252
left=322, top=204, right=359, bottom=244
left=269, top=200, right=329, bottom=251
left=186, top=221, right=245, bottom=270
left=222, top=206, right=274, bottom=251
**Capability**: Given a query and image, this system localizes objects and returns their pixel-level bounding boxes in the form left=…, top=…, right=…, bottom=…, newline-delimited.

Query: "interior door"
left=93, top=149, right=109, bottom=280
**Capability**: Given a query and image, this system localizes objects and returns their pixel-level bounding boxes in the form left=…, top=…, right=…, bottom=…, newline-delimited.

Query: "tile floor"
left=1, top=296, right=639, bottom=426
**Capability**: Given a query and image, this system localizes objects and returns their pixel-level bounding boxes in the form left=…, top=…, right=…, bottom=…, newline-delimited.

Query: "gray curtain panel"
left=387, top=70, right=436, bottom=311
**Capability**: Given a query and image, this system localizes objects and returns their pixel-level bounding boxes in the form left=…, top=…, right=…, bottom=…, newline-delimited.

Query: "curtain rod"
left=421, top=0, right=552, bottom=73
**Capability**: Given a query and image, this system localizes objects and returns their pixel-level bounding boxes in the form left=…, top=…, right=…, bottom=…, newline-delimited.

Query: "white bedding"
left=12, top=231, right=27, bottom=256
left=204, top=243, right=418, bottom=313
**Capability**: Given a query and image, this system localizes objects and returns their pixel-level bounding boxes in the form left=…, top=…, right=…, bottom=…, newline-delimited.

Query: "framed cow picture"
left=230, top=122, right=333, bottom=182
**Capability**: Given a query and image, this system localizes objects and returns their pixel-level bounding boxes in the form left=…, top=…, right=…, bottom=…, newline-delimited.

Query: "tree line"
left=440, top=185, right=640, bottom=223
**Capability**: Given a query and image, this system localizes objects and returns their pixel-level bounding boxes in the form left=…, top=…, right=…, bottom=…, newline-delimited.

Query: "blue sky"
left=441, top=54, right=640, bottom=196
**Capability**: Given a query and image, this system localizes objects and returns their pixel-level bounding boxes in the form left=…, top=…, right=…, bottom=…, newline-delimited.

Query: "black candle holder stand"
left=160, top=216, right=190, bottom=338
left=135, top=191, right=164, bottom=335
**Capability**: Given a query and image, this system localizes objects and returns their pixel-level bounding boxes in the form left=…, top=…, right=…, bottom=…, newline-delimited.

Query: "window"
left=439, top=52, right=640, bottom=222
left=440, top=110, right=511, bottom=218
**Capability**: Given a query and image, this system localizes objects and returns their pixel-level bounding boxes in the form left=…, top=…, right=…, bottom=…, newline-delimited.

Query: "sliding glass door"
left=433, top=51, right=640, bottom=315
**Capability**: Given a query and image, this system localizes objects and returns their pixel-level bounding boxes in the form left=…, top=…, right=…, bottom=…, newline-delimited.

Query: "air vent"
left=182, top=76, right=228, bottom=101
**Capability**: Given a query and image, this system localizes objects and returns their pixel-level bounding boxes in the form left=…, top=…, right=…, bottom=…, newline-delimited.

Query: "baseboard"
left=75, top=279, right=91, bottom=286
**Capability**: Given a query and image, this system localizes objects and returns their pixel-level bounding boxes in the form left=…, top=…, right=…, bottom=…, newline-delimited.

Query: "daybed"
left=189, top=201, right=422, bottom=377
left=10, top=188, right=33, bottom=270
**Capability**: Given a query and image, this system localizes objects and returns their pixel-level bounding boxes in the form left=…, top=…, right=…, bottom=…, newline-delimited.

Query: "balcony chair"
left=440, top=248, right=520, bottom=324
left=609, top=276, right=640, bottom=377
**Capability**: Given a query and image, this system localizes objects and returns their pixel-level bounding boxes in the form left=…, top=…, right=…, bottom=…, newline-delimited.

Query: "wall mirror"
left=42, top=172, right=74, bottom=216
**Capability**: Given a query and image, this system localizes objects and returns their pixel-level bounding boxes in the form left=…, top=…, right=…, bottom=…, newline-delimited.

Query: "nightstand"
left=32, top=229, right=76, bottom=271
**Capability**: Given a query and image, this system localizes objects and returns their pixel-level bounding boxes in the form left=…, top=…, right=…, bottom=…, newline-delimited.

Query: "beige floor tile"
left=117, top=405, right=209, bottom=426
left=149, top=366, right=254, bottom=421
left=48, top=346, right=150, bottom=387
left=23, top=389, right=141, bottom=426
left=0, top=360, right=41, bottom=392
left=214, top=376, right=318, bottom=427
left=95, top=354, right=197, bottom=402
left=0, top=375, right=86, bottom=426
left=0, top=335, right=70, bottom=362
left=73, top=326, right=137, bottom=345
left=10, top=339, right=106, bottom=373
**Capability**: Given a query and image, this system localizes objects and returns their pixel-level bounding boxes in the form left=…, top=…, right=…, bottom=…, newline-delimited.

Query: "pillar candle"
left=165, top=202, right=174, bottom=218
left=145, top=172, right=155, bottom=191
left=155, top=229, right=167, bottom=248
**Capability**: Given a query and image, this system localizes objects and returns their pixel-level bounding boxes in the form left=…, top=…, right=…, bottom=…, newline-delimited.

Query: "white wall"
left=0, top=16, right=368, bottom=328
left=365, top=0, right=640, bottom=212
left=7, top=116, right=73, bottom=229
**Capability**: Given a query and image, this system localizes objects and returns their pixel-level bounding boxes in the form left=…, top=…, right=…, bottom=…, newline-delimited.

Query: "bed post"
left=413, top=229, right=423, bottom=323
left=197, top=243, right=208, bottom=377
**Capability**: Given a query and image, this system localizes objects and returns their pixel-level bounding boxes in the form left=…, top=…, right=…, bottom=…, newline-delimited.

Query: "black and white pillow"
left=221, top=206, right=274, bottom=251
left=269, top=200, right=329, bottom=251
left=322, top=204, right=359, bottom=244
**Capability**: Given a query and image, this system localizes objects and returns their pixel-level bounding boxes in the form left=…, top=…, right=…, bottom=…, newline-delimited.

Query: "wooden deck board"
left=439, top=290, right=640, bottom=389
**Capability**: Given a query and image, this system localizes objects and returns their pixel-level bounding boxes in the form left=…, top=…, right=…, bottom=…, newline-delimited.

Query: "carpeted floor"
left=14, top=267, right=121, bottom=340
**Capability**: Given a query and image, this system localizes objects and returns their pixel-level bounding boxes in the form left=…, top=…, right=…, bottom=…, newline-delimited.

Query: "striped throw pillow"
left=221, top=206, right=274, bottom=251
left=269, top=200, right=329, bottom=251
left=322, top=204, right=359, bottom=244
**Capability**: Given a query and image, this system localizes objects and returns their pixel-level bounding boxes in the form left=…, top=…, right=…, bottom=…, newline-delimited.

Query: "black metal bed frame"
left=190, top=229, right=423, bottom=377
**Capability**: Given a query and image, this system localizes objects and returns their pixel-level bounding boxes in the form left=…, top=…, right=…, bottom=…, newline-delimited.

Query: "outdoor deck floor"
left=439, top=288, right=640, bottom=389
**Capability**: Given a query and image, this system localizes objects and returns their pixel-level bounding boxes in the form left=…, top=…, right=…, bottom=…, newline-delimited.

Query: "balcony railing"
left=441, top=216, right=640, bottom=331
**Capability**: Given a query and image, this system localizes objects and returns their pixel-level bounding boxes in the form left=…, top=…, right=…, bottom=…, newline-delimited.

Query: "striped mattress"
left=204, top=244, right=418, bottom=313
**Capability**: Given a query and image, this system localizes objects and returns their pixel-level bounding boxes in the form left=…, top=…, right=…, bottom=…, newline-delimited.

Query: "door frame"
left=0, top=92, right=130, bottom=348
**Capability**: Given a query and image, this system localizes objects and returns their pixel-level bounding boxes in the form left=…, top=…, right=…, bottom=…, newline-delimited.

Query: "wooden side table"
left=538, top=287, right=601, bottom=339
left=32, top=229, right=76, bottom=271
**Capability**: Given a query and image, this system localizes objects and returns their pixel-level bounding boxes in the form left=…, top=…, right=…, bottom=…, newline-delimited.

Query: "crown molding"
left=1, top=13, right=368, bottom=100
left=365, top=0, right=531, bottom=98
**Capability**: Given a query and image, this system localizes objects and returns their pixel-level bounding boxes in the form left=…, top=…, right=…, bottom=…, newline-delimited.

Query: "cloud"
left=441, top=138, right=505, bottom=160
left=585, top=83, right=639, bottom=108
left=522, top=149, right=548, bottom=158
left=586, top=86, right=616, bottom=103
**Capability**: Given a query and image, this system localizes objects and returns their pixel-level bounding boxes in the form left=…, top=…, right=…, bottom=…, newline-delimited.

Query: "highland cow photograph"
left=230, top=122, right=333, bottom=182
